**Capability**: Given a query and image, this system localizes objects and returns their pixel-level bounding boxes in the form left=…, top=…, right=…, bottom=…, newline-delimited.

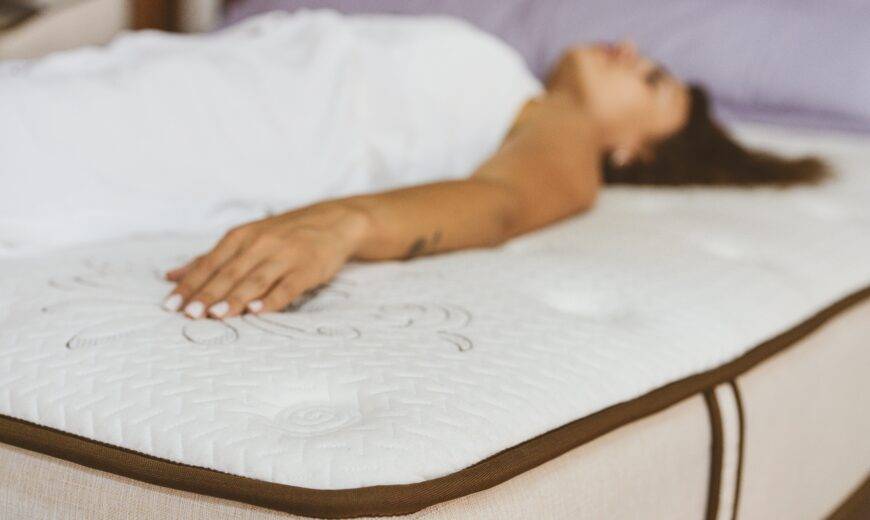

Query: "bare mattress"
left=1, top=123, right=869, bottom=519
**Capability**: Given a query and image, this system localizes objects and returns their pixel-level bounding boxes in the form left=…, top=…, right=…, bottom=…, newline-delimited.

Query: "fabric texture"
left=0, top=9, right=541, bottom=253
left=0, top=396, right=711, bottom=519
left=225, top=0, right=870, bottom=133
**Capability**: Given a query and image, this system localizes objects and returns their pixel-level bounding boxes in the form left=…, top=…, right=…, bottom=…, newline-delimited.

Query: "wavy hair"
left=603, top=85, right=830, bottom=186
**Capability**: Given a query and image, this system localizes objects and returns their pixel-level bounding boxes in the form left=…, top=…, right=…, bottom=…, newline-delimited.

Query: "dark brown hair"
left=603, top=85, right=831, bottom=186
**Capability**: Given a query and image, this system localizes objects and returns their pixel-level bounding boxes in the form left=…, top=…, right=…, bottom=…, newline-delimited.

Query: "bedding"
left=1, top=122, right=869, bottom=517
left=225, top=0, right=870, bottom=133
left=0, top=10, right=540, bottom=253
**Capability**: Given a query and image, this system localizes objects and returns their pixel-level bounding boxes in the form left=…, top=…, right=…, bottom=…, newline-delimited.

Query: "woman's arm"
left=165, top=105, right=601, bottom=318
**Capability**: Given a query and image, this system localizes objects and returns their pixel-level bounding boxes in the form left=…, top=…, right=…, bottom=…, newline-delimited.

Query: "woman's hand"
left=163, top=202, right=370, bottom=319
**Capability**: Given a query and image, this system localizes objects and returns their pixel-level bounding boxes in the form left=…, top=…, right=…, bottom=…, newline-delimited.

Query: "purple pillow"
left=225, top=0, right=870, bottom=132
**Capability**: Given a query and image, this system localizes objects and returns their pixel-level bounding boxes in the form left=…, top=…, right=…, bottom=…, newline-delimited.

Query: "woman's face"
left=551, top=41, right=690, bottom=162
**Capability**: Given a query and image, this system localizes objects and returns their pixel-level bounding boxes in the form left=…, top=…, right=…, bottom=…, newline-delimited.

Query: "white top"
left=1, top=123, right=868, bottom=489
left=0, top=10, right=542, bottom=253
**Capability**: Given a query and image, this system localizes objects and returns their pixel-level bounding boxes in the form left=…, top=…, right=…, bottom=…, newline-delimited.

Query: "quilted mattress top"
left=1, top=124, right=869, bottom=491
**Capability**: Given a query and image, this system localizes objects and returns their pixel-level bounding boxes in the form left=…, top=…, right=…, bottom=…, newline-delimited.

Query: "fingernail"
left=247, top=300, right=264, bottom=313
left=184, top=301, right=205, bottom=319
left=209, top=301, right=229, bottom=319
left=162, top=294, right=183, bottom=312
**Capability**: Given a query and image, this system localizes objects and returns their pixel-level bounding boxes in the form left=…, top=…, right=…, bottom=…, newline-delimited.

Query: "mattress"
left=1, top=122, right=870, bottom=518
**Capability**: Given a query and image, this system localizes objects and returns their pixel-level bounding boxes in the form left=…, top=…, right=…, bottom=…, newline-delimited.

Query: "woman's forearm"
left=340, top=137, right=600, bottom=261
left=341, top=177, right=520, bottom=261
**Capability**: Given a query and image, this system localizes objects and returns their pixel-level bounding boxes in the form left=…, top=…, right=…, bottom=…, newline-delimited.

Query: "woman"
left=162, top=16, right=827, bottom=320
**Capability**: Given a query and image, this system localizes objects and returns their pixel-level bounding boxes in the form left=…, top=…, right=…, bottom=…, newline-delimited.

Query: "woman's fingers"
left=256, top=268, right=325, bottom=314
left=165, top=263, right=191, bottom=282
left=207, top=260, right=288, bottom=318
left=163, top=229, right=249, bottom=312
left=165, top=255, right=227, bottom=315
left=182, top=253, right=268, bottom=318
left=162, top=223, right=349, bottom=319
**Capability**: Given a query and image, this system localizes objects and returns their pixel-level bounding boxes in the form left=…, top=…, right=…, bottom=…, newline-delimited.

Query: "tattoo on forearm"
left=405, top=238, right=426, bottom=259
left=405, top=230, right=443, bottom=259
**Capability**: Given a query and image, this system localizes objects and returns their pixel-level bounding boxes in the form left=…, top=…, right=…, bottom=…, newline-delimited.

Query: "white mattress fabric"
left=1, top=125, right=869, bottom=490
left=0, top=9, right=541, bottom=253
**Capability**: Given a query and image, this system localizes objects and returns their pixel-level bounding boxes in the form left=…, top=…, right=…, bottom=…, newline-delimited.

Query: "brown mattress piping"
left=828, top=474, right=870, bottom=520
left=1, top=284, right=869, bottom=518
left=703, top=389, right=724, bottom=520
left=728, top=380, right=746, bottom=520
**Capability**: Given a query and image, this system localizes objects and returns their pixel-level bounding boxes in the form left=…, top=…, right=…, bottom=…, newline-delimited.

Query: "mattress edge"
left=2, top=283, right=870, bottom=518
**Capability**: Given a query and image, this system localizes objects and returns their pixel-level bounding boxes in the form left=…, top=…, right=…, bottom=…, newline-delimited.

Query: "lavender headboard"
left=224, top=0, right=870, bottom=133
